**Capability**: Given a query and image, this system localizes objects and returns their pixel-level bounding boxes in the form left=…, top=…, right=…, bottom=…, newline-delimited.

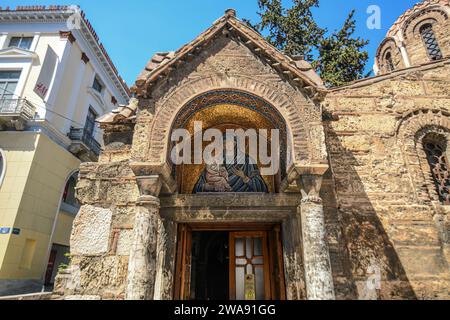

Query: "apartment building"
left=0, top=5, right=130, bottom=295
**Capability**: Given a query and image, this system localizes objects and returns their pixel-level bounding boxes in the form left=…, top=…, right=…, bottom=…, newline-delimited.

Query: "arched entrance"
left=168, top=89, right=290, bottom=194
left=129, top=89, right=333, bottom=301
left=161, top=90, right=292, bottom=300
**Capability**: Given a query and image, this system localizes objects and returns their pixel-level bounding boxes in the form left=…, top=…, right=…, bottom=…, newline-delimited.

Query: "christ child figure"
left=205, top=161, right=232, bottom=192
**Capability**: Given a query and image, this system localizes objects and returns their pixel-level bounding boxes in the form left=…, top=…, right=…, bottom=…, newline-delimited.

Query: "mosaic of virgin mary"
left=193, top=134, right=269, bottom=193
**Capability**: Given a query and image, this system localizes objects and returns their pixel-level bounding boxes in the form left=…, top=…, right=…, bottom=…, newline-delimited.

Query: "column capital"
left=287, top=163, right=329, bottom=179
left=135, top=175, right=162, bottom=199
left=297, top=174, right=324, bottom=204
left=286, top=163, right=326, bottom=204
left=130, top=162, right=177, bottom=194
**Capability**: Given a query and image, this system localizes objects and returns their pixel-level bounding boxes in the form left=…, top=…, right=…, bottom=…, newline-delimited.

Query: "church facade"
left=54, top=0, right=450, bottom=300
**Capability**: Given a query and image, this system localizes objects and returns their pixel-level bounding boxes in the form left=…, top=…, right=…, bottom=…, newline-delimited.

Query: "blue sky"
left=3, top=0, right=420, bottom=85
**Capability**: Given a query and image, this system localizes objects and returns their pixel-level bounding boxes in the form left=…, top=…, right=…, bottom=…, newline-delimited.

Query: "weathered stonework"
left=71, top=205, right=112, bottom=256
left=323, top=58, right=450, bottom=299
left=55, top=2, right=450, bottom=300
left=376, top=0, right=450, bottom=75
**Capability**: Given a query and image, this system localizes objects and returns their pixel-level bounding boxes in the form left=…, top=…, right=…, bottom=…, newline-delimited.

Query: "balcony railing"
left=0, top=98, right=35, bottom=118
left=0, top=99, right=36, bottom=130
left=68, top=127, right=101, bottom=158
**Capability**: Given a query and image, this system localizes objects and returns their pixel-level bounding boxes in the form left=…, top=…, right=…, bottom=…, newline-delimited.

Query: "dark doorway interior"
left=190, top=232, right=229, bottom=300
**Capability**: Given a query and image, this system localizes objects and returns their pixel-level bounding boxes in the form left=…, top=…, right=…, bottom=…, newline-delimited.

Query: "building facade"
left=55, top=0, right=449, bottom=300
left=0, top=6, right=129, bottom=295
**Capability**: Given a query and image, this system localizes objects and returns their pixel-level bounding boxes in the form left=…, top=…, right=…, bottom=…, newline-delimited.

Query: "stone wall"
left=377, top=38, right=406, bottom=74
left=53, top=33, right=328, bottom=300
left=403, top=8, right=450, bottom=66
left=54, top=149, right=139, bottom=300
left=323, top=59, right=450, bottom=299
left=53, top=5, right=450, bottom=300
left=131, top=34, right=324, bottom=168
left=375, top=1, right=450, bottom=75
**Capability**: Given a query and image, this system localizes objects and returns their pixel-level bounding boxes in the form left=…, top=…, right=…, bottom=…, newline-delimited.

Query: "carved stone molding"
left=130, top=162, right=177, bottom=194
left=137, top=194, right=161, bottom=207
left=297, top=174, right=324, bottom=204
left=135, top=175, right=162, bottom=198
left=59, top=30, right=76, bottom=43
left=283, top=164, right=328, bottom=202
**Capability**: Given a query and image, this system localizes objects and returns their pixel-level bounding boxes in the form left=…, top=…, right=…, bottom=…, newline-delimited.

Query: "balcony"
left=67, top=127, right=101, bottom=162
left=0, top=98, right=36, bottom=130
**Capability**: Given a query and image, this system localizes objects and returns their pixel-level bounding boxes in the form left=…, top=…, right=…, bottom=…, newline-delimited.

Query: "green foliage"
left=255, top=0, right=325, bottom=61
left=250, top=0, right=369, bottom=87
left=57, top=252, right=72, bottom=273
left=314, top=10, right=369, bottom=87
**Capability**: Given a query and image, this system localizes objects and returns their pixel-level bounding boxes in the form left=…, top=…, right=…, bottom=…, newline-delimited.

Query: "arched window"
left=423, top=135, right=450, bottom=204
left=385, top=52, right=395, bottom=72
left=0, top=149, right=5, bottom=188
left=420, top=24, right=443, bottom=61
left=62, top=172, right=80, bottom=208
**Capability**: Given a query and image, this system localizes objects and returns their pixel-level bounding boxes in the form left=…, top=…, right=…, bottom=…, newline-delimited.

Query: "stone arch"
left=397, top=108, right=450, bottom=204
left=399, top=5, right=450, bottom=65
left=418, top=22, right=444, bottom=61
left=422, top=131, right=450, bottom=204
left=145, top=75, right=319, bottom=171
left=376, top=37, right=403, bottom=74
left=169, top=89, right=289, bottom=192
left=401, top=5, right=448, bottom=40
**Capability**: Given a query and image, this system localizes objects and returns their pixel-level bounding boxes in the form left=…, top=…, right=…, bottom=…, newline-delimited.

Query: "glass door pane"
left=84, top=107, right=97, bottom=137
left=230, top=231, right=270, bottom=300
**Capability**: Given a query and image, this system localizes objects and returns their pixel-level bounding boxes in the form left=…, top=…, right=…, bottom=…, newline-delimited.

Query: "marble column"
left=297, top=174, right=335, bottom=300
left=126, top=175, right=162, bottom=300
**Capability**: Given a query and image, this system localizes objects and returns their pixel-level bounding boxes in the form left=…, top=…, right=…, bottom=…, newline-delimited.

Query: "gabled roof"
left=99, top=9, right=326, bottom=125
left=0, top=47, right=38, bottom=60
left=132, top=9, right=325, bottom=98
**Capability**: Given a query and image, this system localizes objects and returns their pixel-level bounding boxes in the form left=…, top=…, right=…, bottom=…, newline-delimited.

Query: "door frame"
left=173, top=222, right=286, bottom=300
left=229, top=230, right=271, bottom=300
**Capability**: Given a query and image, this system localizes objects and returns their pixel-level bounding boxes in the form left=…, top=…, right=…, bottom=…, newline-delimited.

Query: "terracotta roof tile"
left=97, top=98, right=138, bottom=124
left=132, top=10, right=325, bottom=97
left=103, top=9, right=327, bottom=125
left=386, top=0, right=450, bottom=37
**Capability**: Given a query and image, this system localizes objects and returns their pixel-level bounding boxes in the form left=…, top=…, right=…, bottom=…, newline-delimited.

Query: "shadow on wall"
left=323, top=123, right=417, bottom=300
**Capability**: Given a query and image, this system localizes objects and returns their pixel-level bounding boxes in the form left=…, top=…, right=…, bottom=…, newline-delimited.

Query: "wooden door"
left=174, top=224, right=286, bottom=300
left=174, top=224, right=192, bottom=300
left=45, top=249, right=57, bottom=285
left=229, top=231, right=271, bottom=300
